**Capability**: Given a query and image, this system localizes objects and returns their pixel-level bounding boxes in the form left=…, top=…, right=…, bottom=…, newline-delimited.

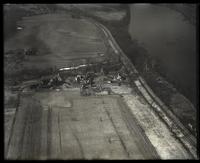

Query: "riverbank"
left=62, top=4, right=197, bottom=136
left=4, top=4, right=197, bottom=159
left=4, top=4, right=197, bottom=136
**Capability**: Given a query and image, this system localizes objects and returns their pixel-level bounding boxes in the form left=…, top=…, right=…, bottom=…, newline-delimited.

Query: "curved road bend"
left=5, top=14, right=195, bottom=160
left=91, top=19, right=196, bottom=159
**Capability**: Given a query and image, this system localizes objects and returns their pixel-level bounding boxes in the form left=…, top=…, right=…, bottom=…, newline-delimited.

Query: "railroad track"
left=91, top=18, right=197, bottom=159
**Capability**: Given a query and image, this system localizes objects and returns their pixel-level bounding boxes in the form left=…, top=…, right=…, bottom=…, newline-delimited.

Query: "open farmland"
left=56, top=4, right=127, bottom=21
left=4, top=14, right=107, bottom=73
left=5, top=90, right=159, bottom=159
left=4, top=5, right=196, bottom=160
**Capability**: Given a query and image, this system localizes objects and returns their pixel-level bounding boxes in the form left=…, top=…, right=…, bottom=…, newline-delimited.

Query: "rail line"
left=91, top=19, right=197, bottom=159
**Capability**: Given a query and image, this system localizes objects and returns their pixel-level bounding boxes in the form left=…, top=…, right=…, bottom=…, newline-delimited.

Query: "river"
left=128, top=4, right=197, bottom=106
left=4, top=4, right=197, bottom=106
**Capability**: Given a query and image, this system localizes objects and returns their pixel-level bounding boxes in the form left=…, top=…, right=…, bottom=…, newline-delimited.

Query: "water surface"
left=129, top=4, right=196, bottom=105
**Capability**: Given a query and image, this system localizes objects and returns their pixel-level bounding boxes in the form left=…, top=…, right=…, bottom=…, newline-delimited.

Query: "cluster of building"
left=32, top=64, right=128, bottom=96
left=15, top=61, right=128, bottom=96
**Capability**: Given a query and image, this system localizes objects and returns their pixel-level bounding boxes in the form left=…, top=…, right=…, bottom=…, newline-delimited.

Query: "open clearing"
left=5, top=90, right=159, bottom=159
left=4, top=9, right=195, bottom=160
left=5, top=14, right=106, bottom=71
